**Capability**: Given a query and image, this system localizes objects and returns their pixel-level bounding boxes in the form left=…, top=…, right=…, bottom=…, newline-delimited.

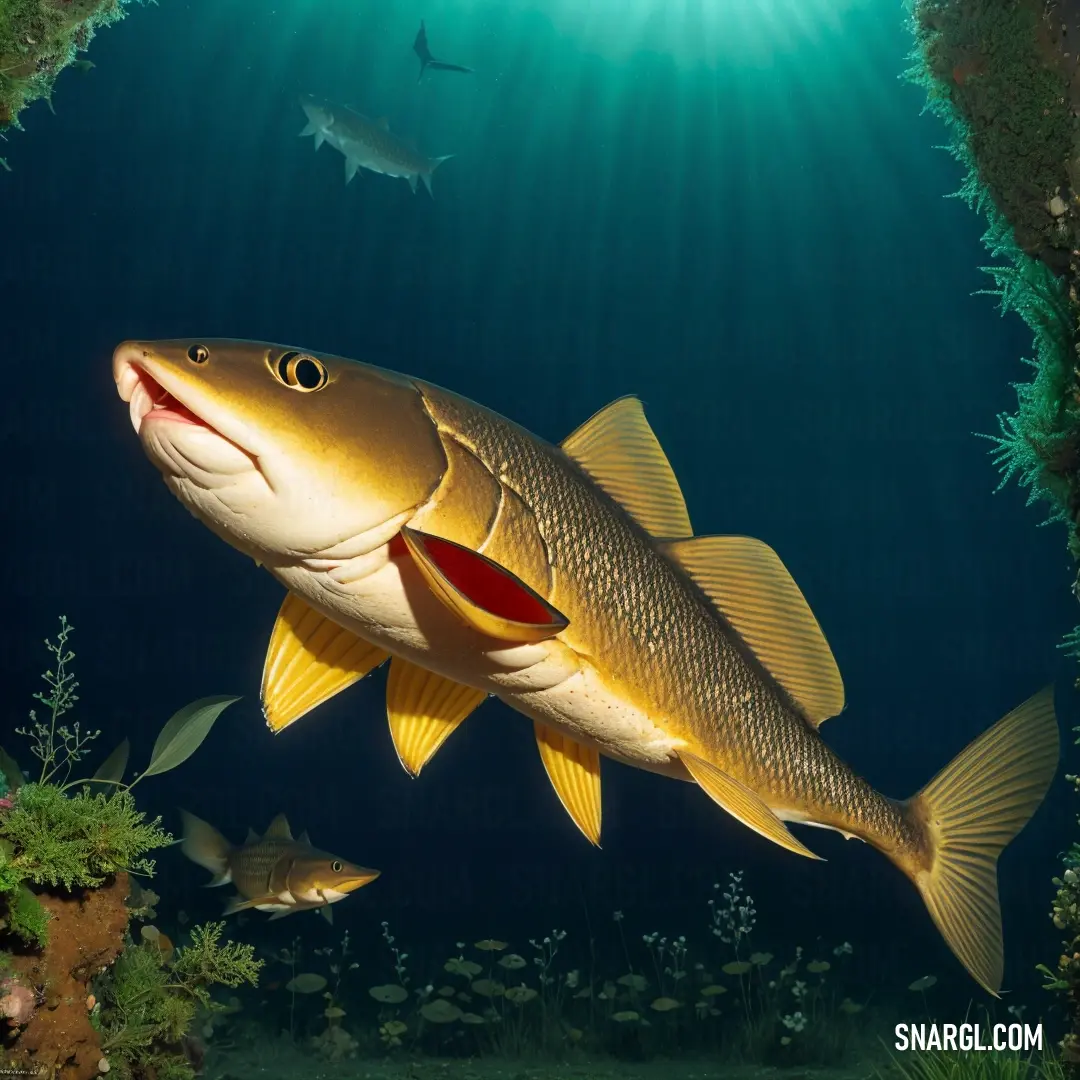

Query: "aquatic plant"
left=97, top=920, right=262, bottom=1080
left=0, top=617, right=241, bottom=1078
left=883, top=1044, right=1063, bottom=1080
left=0, top=618, right=236, bottom=923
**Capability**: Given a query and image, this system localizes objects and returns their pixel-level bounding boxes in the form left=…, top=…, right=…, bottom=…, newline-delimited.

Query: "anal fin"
left=386, top=657, right=487, bottom=777
left=535, top=723, right=602, bottom=846
left=262, top=592, right=389, bottom=733
left=678, top=751, right=822, bottom=860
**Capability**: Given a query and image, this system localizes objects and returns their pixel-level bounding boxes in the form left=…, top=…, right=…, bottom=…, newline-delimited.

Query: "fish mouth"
left=112, top=342, right=261, bottom=471
left=329, top=869, right=381, bottom=896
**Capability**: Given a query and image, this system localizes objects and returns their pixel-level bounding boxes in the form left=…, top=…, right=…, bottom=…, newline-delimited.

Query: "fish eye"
left=331, top=860, right=344, bottom=873
left=187, top=344, right=210, bottom=365
left=270, top=350, right=329, bottom=393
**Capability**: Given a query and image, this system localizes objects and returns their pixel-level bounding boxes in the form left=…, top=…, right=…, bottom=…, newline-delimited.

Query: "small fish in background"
left=179, top=810, right=379, bottom=922
left=298, top=96, right=453, bottom=196
left=413, top=20, right=474, bottom=81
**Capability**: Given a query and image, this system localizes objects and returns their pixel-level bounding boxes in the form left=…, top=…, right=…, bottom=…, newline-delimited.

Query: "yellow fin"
left=899, top=687, right=1058, bottom=996
left=677, top=751, right=822, bottom=860
left=534, top=722, right=602, bottom=846
left=401, top=526, right=568, bottom=643
left=386, top=657, right=488, bottom=777
left=263, top=813, right=293, bottom=841
left=662, top=536, right=844, bottom=726
left=262, top=592, right=389, bottom=733
left=561, top=397, right=692, bottom=538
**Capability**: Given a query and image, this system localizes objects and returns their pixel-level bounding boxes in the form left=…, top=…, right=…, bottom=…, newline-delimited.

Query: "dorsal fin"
left=298, top=830, right=312, bottom=846
left=244, top=827, right=260, bottom=845
left=263, top=814, right=294, bottom=841
left=661, top=535, right=844, bottom=726
left=561, top=397, right=692, bottom=539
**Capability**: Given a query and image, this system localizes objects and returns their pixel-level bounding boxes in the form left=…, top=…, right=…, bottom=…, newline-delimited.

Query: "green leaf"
left=92, top=739, right=130, bottom=786
left=0, top=746, right=26, bottom=791
left=140, top=696, right=240, bottom=780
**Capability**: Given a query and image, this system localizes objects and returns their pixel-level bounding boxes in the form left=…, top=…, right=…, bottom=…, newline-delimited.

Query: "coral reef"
left=0, top=618, right=247, bottom=1078
left=905, top=0, right=1080, bottom=1072
left=0, top=0, right=150, bottom=152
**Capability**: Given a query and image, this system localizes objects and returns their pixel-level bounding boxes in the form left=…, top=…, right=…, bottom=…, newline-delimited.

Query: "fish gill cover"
left=906, top=0, right=1080, bottom=1068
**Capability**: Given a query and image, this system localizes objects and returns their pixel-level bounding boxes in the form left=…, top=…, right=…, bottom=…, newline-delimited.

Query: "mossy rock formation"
left=907, top=0, right=1080, bottom=1071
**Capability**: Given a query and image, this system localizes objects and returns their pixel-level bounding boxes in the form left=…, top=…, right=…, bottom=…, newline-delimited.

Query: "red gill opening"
left=411, top=532, right=558, bottom=626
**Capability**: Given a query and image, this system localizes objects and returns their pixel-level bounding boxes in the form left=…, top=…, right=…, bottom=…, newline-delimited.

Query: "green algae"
left=0, top=0, right=140, bottom=135
left=98, top=921, right=262, bottom=1080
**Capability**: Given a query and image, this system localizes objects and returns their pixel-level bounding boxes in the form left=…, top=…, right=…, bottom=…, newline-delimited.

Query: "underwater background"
left=0, top=0, right=1075, bottom=1071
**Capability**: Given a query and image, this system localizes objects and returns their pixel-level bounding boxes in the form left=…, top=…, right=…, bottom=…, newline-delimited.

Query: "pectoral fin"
left=400, top=526, right=568, bottom=643
left=535, top=723, right=602, bottom=846
left=262, top=592, right=389, bottom=733
left=677, top=751, right=822, bottom=860
left=387, top=657, right=488, bottom=776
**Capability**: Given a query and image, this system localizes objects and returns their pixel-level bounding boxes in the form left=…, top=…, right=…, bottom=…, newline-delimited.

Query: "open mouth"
left=115, top=361, right=209, bottom=436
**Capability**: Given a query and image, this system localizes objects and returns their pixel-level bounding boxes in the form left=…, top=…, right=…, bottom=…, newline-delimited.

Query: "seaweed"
left=97, top=922, right=263, bottom=1080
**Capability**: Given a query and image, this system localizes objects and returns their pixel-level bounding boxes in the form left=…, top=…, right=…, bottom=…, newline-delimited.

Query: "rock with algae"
left=0, top=0, right=151, bottom=144
left=906, top=0, right=1080, bottom=1072
left=906, top=0, right=1080, bottom=541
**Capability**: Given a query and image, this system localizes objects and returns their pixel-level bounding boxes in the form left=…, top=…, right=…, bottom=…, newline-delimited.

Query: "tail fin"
left=420, top=155, right=454, bottom=196
left=179, top=809, right=234, bottom=887
left=898, top=687, right=1058, bottom=995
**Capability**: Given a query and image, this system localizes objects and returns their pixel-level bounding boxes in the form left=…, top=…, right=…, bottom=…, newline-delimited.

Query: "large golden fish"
left=113, top=339, right=1058, bottom=994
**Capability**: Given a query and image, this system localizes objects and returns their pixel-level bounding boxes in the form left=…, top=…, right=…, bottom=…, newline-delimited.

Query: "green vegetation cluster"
left=0, top=0, right=150, bottom=150
left=906, top=0, right=1080, bottom=1073
left=97, top=922, right=262, bottom=1080
left=0, top=616, right=254, bottom=1076
left=0, top=616, right=237, bottom=947
left=907, top=0, right=1080, bottom=535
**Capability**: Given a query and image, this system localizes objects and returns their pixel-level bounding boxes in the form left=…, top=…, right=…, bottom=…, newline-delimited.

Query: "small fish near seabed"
left=413, top=20, right=474, bottom=81
left=180, top=809, right=380, bottom=923
left=115, top=339, right=1059, bottom=995
left=298, top=96, right=452, bottom=196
